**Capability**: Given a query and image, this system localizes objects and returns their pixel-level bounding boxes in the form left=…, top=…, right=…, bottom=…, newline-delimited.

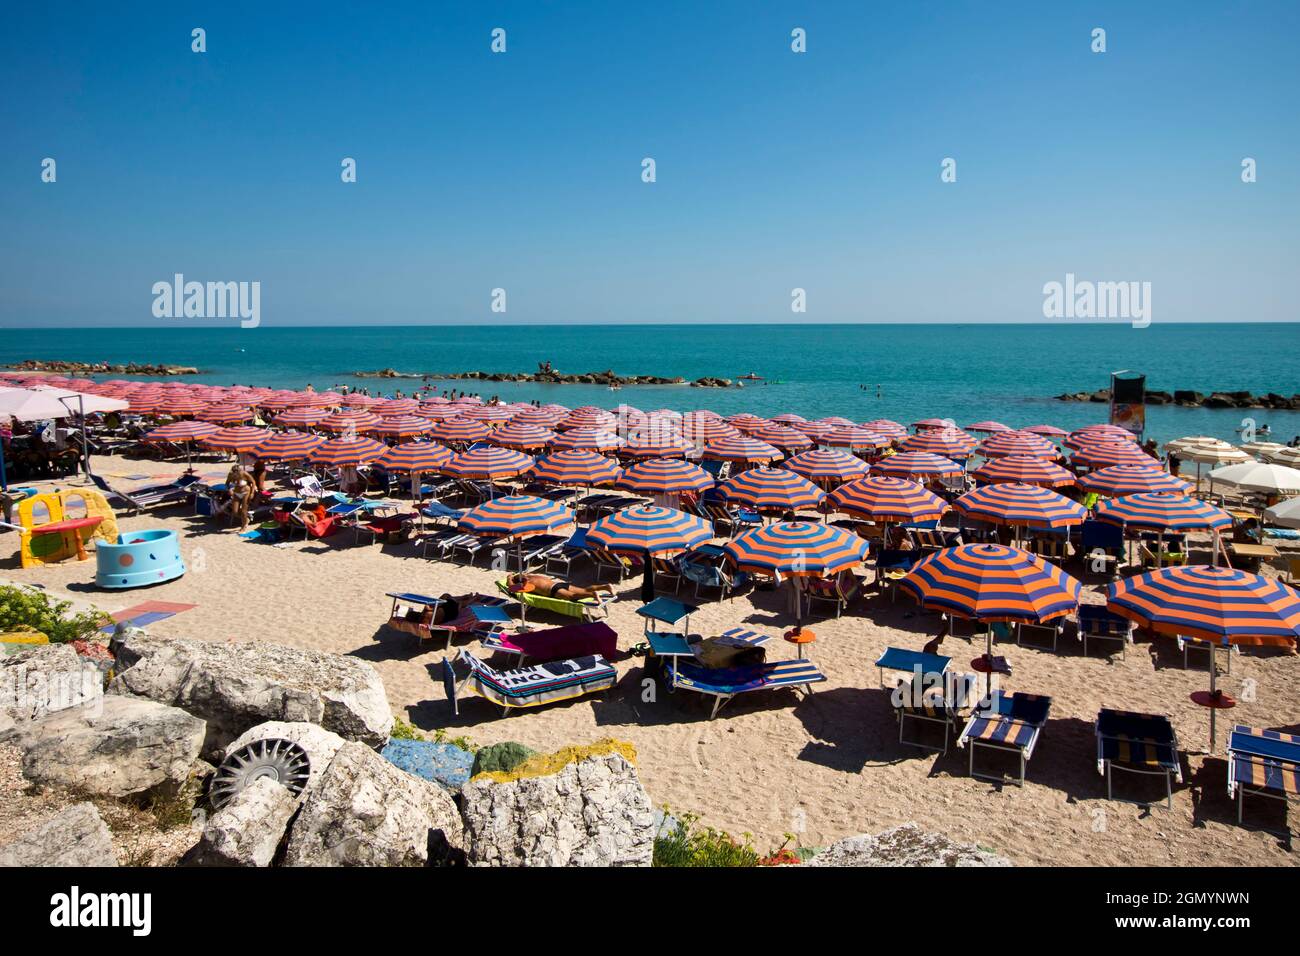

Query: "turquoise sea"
left=2, top=323, right=1297, bottom=446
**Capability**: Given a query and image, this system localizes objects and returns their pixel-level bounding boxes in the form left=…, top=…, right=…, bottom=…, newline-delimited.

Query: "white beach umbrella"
left=1209, top=461, right=1300, bottom=495
left=1268, top=447, right=1300, bottom=467
left=1264, top=496, right=1300, bottom=530
left=1176, top=444, right=1252, bottom=465
left=0, top=386, right=74, bottom=421
left=1241, top=441, right=1288, bottom=460
left=30, top=385, right=130, bottom=415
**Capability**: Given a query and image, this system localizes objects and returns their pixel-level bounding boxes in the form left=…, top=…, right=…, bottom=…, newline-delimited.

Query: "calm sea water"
left=3, top=323, right=1297, bottom=446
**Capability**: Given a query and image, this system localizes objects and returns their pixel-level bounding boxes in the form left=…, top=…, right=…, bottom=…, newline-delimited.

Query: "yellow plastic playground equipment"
left=3, top=489, right=119, bottom=569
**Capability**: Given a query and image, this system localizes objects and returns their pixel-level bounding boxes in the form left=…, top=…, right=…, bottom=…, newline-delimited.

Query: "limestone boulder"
left=806, top=823, right=1012, bottom=867
left=283, top=742, right=464, bottom=867
left=189, top=777, right=298, bottom=867
left=109, top=634, right=392, bottom=758
left=0, top=643, right=102, bottom=731
left=12, top=695, right=204, bottom=799
left=0, top=803, right=118, bottom=867
left=460, top=740, right=653, bottom=867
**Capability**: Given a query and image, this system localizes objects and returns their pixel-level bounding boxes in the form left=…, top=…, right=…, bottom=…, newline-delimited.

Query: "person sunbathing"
left=506, top=573, right=612, bottom=601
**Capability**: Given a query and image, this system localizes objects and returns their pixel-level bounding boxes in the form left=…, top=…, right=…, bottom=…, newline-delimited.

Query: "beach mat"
left=101, top=600, right=197, bottom=634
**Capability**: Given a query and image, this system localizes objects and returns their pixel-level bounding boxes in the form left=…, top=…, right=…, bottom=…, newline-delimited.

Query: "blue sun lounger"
left=1095, top=709, right=1182, bottom=809
left=1227, top=726, right=1300, bottom=829
left=958, top=691, right=1052, bottom=786
left=443, top=649, right=616, bottom=717
left=874, top=646, right=951, bottom=688
left=667, top=657, right=826, bottom=719
left=893, top=671, right=982, bottom=754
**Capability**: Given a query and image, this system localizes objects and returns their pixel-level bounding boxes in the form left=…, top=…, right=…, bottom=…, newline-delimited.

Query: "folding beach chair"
left=1079, top=519, right=1124, bottom=575
left=1227, top=726, right=1300, bottom=829
left=544, top=527, right=594, bottom=576
left=651, top=554, right=685, bottom=594
left=698, top=501, right=762, bottom=538
left=1014, top=616, right=1066, bottom=654
left=957, top=691, right=1052, bottom=786
left=387, top=593, right=511, bottom=650
left=873, top=548, right=921, bottom=601
left=448, top=532, right=495, bottom=564
left=419, top=500, right=467, bottom=525
left=1076, top=605, right=1135, bottom=658
left=292, top=474, right=327, bottom=499
left=893, top=671, right=983, bottom=754
left=1029, top=533, right=1073, bottom=564
left=1094, top=709, right=1182, bottom=809
left=417, top=526, right=470, bottom=558
left=667, top=657, right=826, bottom=719
left=443, top=649, right=616, bottom=717
left=591, top=548, right=643, bottom=581
left=680, top=560, right=747, bottom=601
left=495, top=534, right=568, bottom=573
left=803, top=570, right=862, bottom=618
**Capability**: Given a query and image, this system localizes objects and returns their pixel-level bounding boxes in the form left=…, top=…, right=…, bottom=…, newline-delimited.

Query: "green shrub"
left=652, top=811, right=759, bottom=867
left=0, top=585, right=109, bottom=645
left=430, top=728, right=476, bottom=752
left=471, top=741, right=536, bottom=777
left=389, top=717, right=424, bottom=741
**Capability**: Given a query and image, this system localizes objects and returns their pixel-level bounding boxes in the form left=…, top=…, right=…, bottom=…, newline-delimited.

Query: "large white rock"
left=11, top=696, right=205, bottom=799
left=283, top=742, right=464, bottom=867
left=0, top=802, right=118, bottom=867
left=460, top=744, right=654, bottom=867
left=109, top=634, right=393, bottom=758
left=806, top=823, right=1013, bottom=867
left=190, top=777, right=298, bottom=867
left=0, top=644, right=102, bottom=729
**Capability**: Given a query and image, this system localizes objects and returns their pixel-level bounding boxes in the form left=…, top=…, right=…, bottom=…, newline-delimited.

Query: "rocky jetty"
left=806, top=823, right=1012, bottom=867
left=7, top=359, right=199, bottom=376
left=353, top=361, right=734, bottom=388
left=1054, top=387, right=1300, bottom=409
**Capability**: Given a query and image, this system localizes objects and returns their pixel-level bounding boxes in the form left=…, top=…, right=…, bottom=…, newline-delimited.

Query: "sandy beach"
left=4, top=452, right=1298, bottom=867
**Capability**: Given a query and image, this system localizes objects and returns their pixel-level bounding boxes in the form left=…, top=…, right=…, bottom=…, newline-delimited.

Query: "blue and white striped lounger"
left=958, top=691, right=1052, bottom=786
left=668, top=657, right=826, bottom=719
left=1227, top=726, right=1300, bottom=829
left=443, top=649, right=616, bottom=717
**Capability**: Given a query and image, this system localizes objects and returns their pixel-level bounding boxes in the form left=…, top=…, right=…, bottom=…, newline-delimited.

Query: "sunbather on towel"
left=507, top=573, right=612, bottom=602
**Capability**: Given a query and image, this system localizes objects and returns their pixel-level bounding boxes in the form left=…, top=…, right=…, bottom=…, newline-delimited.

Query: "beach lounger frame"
left=1175, top=634, right=1237, bottom=674
left=1014, top=618, right=1065, bottom=654
left=1227, top=726, right=1300, bottom=830
left=957, top=692, right=1052, bottom=787
left=893, top=671, right=982, bottom=754
left=667, top=657, right=826, bottom=719
left=443, top=649, right=616, bottom=717
left=1076, top=605, right=1134, bottom=659
left=1094, top=709, right=1182, bottom=809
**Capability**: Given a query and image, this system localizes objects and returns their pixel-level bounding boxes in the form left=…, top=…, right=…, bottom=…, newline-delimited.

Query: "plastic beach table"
left=636, top=596, right=700, bottom=637
left=30, top=516, right=102, bottom=562
left=874, top=647, right=951, bottom=688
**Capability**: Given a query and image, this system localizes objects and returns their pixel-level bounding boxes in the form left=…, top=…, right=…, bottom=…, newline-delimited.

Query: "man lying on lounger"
left=506, top=573, right=613, bottom=602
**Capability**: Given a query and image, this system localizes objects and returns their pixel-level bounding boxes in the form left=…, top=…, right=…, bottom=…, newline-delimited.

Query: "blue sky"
left=1, top=0, right=1297, bottom=327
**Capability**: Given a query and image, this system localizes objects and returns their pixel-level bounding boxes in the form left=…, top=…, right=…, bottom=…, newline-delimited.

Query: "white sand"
left=5, top=454, right=1299, bottom=866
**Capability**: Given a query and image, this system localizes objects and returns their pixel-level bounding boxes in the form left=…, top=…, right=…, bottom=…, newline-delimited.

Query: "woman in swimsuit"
left=226, top=463, right=255, bottom=531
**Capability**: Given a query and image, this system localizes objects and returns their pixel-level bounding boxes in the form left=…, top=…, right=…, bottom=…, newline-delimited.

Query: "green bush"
left=389, top=717, right=424, bottom=741
left=0, top=585, right=109, bottom=645
left=652, top=811, right=760, bottom=867
left=471, top=741, right=536, bottom=777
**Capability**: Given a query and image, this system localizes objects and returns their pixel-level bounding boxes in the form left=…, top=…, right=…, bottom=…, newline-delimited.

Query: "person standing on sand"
left=225, top=463, right=255, bottom=531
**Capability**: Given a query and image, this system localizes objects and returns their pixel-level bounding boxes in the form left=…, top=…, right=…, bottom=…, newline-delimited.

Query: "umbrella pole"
left=1208, top=662, right=1218, bottom=754
left=641, top=548, right=655, bottom=604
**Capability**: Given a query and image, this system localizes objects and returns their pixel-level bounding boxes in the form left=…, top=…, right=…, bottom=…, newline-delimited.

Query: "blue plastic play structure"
left=95, top=528, right=186, bottom=589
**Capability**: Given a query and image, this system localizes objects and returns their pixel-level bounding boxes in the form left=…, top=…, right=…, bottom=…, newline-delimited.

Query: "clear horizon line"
left=2, top=319, right=1296, bottom=331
